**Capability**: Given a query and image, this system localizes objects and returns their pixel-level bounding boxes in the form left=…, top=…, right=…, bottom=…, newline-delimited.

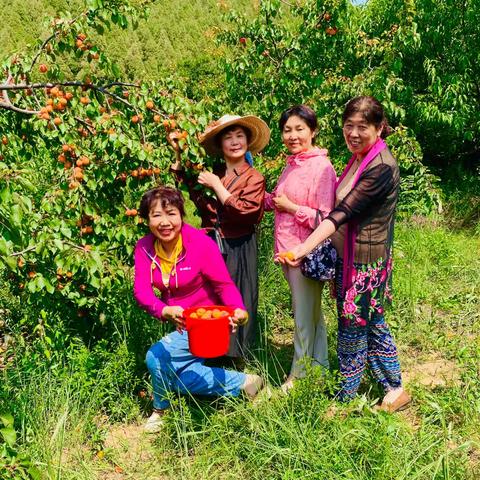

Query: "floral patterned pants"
left=335, top=258, right=402, bottom=401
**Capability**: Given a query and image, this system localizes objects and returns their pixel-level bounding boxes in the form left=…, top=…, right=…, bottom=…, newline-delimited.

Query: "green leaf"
left=0, top=413, right=14, bottom=428
left=0, top=427, right=16, bottom=447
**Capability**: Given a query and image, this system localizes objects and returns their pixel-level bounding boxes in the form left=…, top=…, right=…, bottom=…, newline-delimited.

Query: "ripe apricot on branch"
left=131, top=115, right=140, bottom=124
left=326, top=27, right=338, bottom=36
left=146, top=100, right=154, bottom=110
left=73, top=167, right=84, bottom=180
left=80, top=96, right=90, bottom=105
left=153, top=114, right=161, bottom=123
left=2, top=136, right=8, bottom=145
left=39, top=64, right=48, bottom=73
left=53, top=117, right=62, bottom=126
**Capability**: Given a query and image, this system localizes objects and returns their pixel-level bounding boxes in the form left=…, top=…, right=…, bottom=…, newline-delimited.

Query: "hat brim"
left=200, top=115, right=271, bottom=157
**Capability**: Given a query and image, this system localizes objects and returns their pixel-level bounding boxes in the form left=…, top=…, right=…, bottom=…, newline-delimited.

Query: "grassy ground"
left=1, top=215, right=478, bottom=479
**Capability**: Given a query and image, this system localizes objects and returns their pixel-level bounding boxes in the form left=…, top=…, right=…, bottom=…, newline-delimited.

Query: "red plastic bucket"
left=184, top=305, right=234, bottom=358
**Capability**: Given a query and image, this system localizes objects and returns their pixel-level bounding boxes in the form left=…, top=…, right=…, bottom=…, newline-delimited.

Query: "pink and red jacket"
left=264, top=147, right=336, bottom=253
left=133, top=223, right=245, bottom=320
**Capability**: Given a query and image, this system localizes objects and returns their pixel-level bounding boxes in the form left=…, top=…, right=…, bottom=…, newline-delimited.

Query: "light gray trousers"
left=282, top=265, right=329, bottom=378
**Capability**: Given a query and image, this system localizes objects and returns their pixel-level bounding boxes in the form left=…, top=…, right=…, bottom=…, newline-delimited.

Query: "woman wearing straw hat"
left=170, top=114, right=270, bottom=367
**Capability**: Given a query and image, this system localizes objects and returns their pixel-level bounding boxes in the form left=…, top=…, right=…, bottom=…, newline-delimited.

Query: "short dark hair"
left=214, top=124, right=252, bottom=150
left=342, top=96, right=392, bottom=138
left=139, top=186, right=186, bottom=219
left=278, top=105, right=318, bottom=134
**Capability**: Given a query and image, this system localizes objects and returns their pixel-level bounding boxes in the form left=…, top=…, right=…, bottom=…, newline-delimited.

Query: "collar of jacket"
left=215, top=160, right=251, bottom=177
left=287, top=146, right=328, bottom=166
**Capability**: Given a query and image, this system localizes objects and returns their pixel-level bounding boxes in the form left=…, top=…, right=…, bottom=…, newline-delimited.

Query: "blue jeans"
left=146, top=330, right=246, bottom=409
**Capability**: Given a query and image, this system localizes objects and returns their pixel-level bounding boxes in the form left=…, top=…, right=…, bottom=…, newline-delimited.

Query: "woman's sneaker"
left=144, top=410, right=166, bottom=433
left=241, top=374, right=264, bottom=398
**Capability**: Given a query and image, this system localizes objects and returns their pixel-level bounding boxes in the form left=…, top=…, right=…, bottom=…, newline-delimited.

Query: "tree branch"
left=0, top=78, right=140, bottom=114
left=0, top=75, right=39, bottom=114
left=10, top=246, right=37, bottom=257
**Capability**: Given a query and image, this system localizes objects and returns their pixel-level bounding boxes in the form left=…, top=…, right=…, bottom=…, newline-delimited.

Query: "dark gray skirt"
left=209, top=231, right=259, bottom=358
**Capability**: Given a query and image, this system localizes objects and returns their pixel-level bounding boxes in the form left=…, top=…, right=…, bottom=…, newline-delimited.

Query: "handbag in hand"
left=300, top=210, right=337, bottom=281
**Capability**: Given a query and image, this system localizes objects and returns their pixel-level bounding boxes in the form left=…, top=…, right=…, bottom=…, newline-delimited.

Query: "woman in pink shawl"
left=280, top=97, right=411, bottom=412
left=264, top=105, right=336, bottom=392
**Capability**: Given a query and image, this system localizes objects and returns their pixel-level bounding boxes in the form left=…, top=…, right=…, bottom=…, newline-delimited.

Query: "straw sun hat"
left=199, top=114, right=270, bottom=157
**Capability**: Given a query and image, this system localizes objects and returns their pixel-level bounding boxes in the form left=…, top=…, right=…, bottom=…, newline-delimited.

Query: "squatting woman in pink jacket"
left=264, top=105, right=336, bottom=392
left=134, top=186, right=262, bottom=433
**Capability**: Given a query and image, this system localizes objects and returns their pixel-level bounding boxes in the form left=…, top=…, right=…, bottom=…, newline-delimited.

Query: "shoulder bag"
left=300, top=210, right=337, bottom=281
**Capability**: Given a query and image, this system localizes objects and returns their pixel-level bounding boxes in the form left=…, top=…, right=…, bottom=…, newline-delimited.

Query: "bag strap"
left=314, top=209, right=325, bottom=228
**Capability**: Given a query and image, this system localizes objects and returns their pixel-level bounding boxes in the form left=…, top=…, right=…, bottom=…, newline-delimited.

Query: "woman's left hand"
left=230, top=308, right=249, bottom=332
left=273, top=194, right=298, bottom=214
left=198, top=171, right=221, bottom=190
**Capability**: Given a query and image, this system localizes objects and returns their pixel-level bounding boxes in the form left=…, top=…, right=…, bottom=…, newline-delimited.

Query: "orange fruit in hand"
left=279, top=251, right=295, bottom=260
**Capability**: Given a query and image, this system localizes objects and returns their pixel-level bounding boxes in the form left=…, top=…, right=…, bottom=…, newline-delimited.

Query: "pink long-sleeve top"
left=264, top=147, right=337, bottom=253
left=134, top=223, right=245, bottom=320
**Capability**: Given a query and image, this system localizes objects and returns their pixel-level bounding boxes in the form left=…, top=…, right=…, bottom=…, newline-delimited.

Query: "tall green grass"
left=1, top=217, right=478, bottom=479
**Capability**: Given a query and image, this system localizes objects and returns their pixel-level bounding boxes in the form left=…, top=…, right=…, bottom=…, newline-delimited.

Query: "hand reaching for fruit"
left=161, top=305, right=185, bottom=333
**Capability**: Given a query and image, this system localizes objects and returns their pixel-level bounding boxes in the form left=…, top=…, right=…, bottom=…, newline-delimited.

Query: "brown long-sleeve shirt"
left=172, top=161, right=266, bottom=238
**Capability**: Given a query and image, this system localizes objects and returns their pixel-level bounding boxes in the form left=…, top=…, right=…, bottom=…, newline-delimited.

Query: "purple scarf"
left=335, top=138, right=387, bottom=295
